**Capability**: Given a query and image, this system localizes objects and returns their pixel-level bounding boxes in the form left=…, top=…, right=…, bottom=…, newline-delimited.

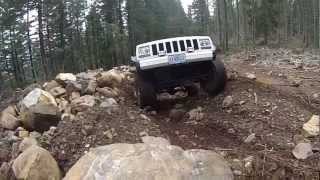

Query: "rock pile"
left=0, top=66, right=135, bottom=180
left=1, top=66, right=134, bottom=132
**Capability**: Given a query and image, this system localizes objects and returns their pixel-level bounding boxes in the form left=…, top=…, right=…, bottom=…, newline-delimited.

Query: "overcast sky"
left=87, top=0, right=193, bottom=13
left=181, top=0, right=193, bottom=12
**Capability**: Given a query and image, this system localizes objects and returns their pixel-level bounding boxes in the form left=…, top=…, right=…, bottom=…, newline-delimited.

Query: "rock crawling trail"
left=1, top=48, right=320, bottom=180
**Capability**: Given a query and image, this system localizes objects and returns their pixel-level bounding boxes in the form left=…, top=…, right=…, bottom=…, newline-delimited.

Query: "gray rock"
left=291, top=79, right=302, bottom=87
left=16, top=84, right=42, bottom=102
left=85, top=80, right=97, bottom=95
left=100, top=98, right=118, bottom=108
left=169, top=109, right=187, bottom=122
left=70, top=92, right=81, bottom=101
left=0, top=106, right=20, bottom=130
left=19, top=137, right=38, bottom=152
left=71, top=95, right=96, bottom=113
left=18, top=130, right=29, bottom=138
left=96, top=87, right=118, bottom=97
left=65, top=81, right=82, bottom=93
left=96, top=69, right=124, bottom=88
left=29, top=131, right=42, bottom=139
left=312, top=93, right=320, bottom=104
left=76, top=71, right=98, bottom=81
left=244, top=133, right=256, bottom=143
left=222, top=96, right=233, bottom=108
left=188, top=107, right=204, bottom=121
left=19, top=88, right=60, bottom=132
left=64, top=136, right=234, bottom=180
left=49, top=87, right=66, bottom=98
left=55, top=73, right=76, bottom=86
left=245, top=73, right=256, bottom=80
left=12, top=145, right=61, bottom=180
left=292, top=143, right=313, bottom=160
left=303, top=115, right=320, bottom=137
left=43, top=80, right=61, bottom=92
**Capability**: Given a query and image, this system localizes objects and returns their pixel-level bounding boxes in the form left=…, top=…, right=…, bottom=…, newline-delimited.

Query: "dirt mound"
left=49, top=97, right=163, bottom=172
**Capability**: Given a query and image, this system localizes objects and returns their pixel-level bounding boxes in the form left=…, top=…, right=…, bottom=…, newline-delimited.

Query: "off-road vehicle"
left=131, top=36, right=227, bottom=107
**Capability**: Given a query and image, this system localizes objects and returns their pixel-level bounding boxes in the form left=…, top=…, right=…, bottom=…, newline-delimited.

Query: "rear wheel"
left=200, top=58, right=227, bottom=96
left=136, top=73, right=157, bottom=107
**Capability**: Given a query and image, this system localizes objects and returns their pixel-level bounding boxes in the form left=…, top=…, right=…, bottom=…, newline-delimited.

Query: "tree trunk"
left=27, top=0, right=36, bottom=81
left=37, top=0, right=48, bottom=79
left=217, top=0, right=223, bottom=48
left=59, top=0, right=66, bottom=72
left=223, top=0, right=228, bottom=50
left=236, top=0, right=240, bottom=45
left=319, top=0, right=320, bottom=48
left=9, top=28, right=21, bottom=86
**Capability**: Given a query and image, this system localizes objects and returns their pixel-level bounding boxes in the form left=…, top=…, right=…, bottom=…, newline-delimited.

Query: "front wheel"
left=136, top=73, right=157, bottom=108
left=200, top=58, right=227, bottom=96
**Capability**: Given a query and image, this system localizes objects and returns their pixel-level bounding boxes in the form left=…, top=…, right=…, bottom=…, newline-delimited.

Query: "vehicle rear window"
left=166, top=42, right=172, bottom=53
left=172, top=41, right=179, bottom=52
left=186, top=40, right=192, bottom=47
left=179, top=40, right=186, bottom=51
left=193, top=39, right=199, bottom=50
left=152, top=44, right=157, bottom=55
left=158, top=43, right=164, bottom=51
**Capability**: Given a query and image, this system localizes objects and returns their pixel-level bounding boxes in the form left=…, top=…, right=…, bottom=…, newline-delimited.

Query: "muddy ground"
left=1, top=47, right=320, bottom=179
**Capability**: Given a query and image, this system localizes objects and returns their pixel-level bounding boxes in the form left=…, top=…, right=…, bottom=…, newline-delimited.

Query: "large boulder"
left=12, top=145, right=61, bottom=180
left=71, top=95, right=96, bottom=113
left=19, top=88, right=60, bottom=132
left=77, top=70, right=100, bottom=81
left=18, top=137, right=38, bottom=152
left=64, top=137, right=234, bottom=180
left=96, top=87, right=118, bottom=98
left=65, top=81, right=82, bottom=94
left=0, top=106, right=20, bottom=130
left=84, top=80, right=97, bottom=95
left=55, top=73, right=77, bottom=86
left=49, top=87, right=66, bottom=98
left=43, top=80, right=61, bottom=92
left=96, top=69, right=124, bottom=88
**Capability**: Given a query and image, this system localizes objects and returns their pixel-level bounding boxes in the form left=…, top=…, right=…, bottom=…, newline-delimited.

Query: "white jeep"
left=132, top=36, right=227, bottom=107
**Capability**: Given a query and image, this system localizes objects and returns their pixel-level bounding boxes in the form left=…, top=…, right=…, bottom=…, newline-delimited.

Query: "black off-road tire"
left=200, top=58, right=227, bottom=96
left=136, top=73, right=157, bottom=107
left=185, top=84, right=199, bottom=97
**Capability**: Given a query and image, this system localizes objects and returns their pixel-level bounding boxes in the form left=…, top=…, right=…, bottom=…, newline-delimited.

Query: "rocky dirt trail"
left=1, top=47, right=320, bottom=180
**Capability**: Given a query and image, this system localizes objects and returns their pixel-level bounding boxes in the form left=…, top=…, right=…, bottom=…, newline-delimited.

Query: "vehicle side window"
left=166, top=42, right=172, bottom=53
left=159, top=43, right=164, bottom=51
left=186, top=40, right=192, bottom=47
left=179, top=40, right=186, bottom=51
left=173, top=41, right=179, bottom=52
left=152, top=44, right=157, bottom=55
left=193, top=39, right=199, bottom=50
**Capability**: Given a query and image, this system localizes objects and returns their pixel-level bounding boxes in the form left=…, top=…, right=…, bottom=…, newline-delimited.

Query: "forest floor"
left=1, top=47, right=320, bottom=179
